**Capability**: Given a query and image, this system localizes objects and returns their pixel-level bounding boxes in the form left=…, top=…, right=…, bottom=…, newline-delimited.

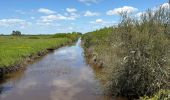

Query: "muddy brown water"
left=0, top=39, right=127, bottom=100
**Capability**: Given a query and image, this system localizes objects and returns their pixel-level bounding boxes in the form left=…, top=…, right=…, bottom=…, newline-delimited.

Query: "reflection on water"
left=0, top=39, right=112, bottom=100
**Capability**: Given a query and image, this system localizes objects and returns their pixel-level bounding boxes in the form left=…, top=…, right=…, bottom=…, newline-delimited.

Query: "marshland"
left=0, top=0, right=170, bottom=100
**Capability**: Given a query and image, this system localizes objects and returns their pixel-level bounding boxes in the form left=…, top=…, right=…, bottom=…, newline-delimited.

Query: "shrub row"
left=82, top=4, right=170, bottom=99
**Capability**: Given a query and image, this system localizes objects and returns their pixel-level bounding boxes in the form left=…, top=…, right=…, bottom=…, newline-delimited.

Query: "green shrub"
left=52, top=32, right=82, bottom=41
left=83, top=5, right=170, bottom=98
left=140, top=90, right=170, bottom=100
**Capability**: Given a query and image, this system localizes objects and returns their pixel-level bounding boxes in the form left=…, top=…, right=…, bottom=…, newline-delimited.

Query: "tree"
left=11, top=31, right=22, bottom=36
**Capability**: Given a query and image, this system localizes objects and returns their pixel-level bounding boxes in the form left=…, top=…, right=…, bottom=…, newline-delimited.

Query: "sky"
left=0, top=0, right=168, bottom=34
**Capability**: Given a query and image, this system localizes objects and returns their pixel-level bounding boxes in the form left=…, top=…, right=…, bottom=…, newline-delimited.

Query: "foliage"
left=140, top=90, right=170, bottom=100
left=11, top=31, right=22, bottom=36
left=52, top=32, right=82, bottom=41
left=82, top=5, right=170, bottom=98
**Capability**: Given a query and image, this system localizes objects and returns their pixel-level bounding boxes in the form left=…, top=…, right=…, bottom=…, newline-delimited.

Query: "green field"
left=0, top=34, right=80, bottom=68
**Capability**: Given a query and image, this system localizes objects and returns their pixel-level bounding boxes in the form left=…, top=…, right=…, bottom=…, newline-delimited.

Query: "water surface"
left=0, top=39, right=112, bottom=100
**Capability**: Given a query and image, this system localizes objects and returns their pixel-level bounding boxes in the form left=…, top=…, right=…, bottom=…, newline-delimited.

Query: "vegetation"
left=52, top=32, right=82, bottom=40
left=0, top=33, right=80, bottom=68
left=11, top=31, right=22, bottom=36
left=82, top=4, right=170, bottom=99
left=140, top=90, right=170, bottom=100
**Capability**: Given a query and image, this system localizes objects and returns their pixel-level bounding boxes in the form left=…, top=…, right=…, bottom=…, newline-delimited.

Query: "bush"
left=140, top=90, right=170, bottom=100
left=83, top=4, right=170, bottom=98
left=52, top=32, right=82, bottom=41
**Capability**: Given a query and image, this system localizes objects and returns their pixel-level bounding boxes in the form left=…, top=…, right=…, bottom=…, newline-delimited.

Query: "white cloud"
left=136, top=3, right=170, bottom=18
left=67, top=13, right=80, bottom=20
left=39, top=12, right=79, bottom=23
left=84, top=11, right=99, bottom=16
left=40, top=14, right=67, bottom=22
left=152, top=3, right=170, bottom=11
left=38, top=8, right=56, bottom=14
left=66, top=8, right=77, bottom=13
left=135, top=12, right=145, bottom=17
left=90, top=18, right=105, bottom=24
left=107, top=6, right=138, bottom=16
left=36, top=21, right=61, bottom=27
left=0, top=18, right=31, bottom=28
left=160, top=3, right=170, bottom=9
left=90, top=18, right=116, bottom=27
left=78, top=0, right=101, bottom=5
left=95, top=19, right=103, bottom=23
left=65, top=8, right=80, bottom=20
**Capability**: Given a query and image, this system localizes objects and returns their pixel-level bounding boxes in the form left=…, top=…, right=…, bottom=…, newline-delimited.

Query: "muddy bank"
left=82, top=42, right=104, bottom=69
left=0, top=40, right=76, bottom=77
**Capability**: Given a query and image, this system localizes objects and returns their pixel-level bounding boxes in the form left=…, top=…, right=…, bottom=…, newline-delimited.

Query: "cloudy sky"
left=0, top=0, right=168, bottom=34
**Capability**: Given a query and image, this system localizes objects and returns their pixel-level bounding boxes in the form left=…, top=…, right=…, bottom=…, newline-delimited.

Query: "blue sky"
left=0, top=0, right=168, bottom=34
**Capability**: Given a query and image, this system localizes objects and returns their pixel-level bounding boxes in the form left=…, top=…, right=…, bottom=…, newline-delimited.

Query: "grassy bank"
left=82, top=4, right=170, bottom=99
left=0, top=33, right=81, bottom=68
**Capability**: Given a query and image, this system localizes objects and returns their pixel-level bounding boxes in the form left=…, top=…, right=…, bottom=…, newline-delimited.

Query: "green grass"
left=0, top=34, right=80, bottom=68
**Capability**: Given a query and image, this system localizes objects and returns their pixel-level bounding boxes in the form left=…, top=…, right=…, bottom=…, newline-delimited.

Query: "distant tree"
left=71, top=32, right=82, bottom=35
left=76, top=32, right=82, bottom=35
left=11, top=31, right=22, bottom=36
